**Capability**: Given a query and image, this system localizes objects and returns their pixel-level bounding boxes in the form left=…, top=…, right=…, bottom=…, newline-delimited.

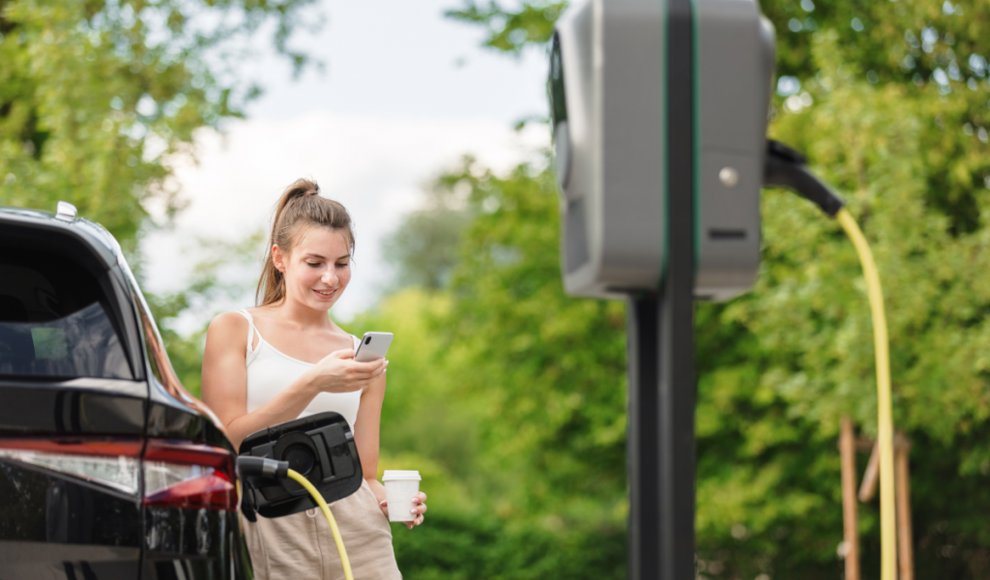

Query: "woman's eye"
left=336, top=262, right=349, bottom=268
left=306, top=262, right=320, bottom=267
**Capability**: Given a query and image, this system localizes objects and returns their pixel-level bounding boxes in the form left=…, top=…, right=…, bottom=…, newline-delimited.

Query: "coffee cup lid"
left=382, top=470, right=421, bottom=482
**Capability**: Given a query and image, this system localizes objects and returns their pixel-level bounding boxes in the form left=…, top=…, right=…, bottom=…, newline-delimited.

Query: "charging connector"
left=237, top=456, right=289, bottom=480
left=763, top=140, right=845, bottom=216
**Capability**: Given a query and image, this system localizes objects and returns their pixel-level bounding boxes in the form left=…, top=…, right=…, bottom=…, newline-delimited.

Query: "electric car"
left=0, top=202, right=252, bottom=579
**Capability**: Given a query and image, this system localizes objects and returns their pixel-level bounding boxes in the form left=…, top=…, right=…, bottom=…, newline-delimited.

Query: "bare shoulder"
left=206, top=311, right=249, bottom=347
left=332, top=324, right=359, bottom=346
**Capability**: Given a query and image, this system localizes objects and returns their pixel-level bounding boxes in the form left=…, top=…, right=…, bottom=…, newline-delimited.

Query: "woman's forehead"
left=295, top=227, right=350, bottom=257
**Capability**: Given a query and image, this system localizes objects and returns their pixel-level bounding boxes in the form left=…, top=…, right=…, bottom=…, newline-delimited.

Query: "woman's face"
left=273, top=226, right=352, bottom=311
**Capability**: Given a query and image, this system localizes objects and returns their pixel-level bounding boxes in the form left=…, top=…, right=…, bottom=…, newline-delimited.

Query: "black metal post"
left=657, top=203, right=697, bottom=580
left=626, top=238, right=696, bottom=580
left=627, top=272, right=695, bottom=580
left=627, top=295, right=661, bottom=580
left=660, top=0, right=697, bottom=573
left=627, top=0, right=696, bottom=577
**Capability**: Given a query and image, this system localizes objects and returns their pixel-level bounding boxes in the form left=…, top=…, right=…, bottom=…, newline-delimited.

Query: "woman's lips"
left=313, top=288, right=337, bottom=299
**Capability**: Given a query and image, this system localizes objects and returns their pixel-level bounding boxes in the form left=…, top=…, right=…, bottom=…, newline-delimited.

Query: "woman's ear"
left=272, top=245, right=287, bottom=274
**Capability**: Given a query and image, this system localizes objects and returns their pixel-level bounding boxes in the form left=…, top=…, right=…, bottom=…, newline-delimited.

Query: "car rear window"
left=0, top=248, right=132, bottom=380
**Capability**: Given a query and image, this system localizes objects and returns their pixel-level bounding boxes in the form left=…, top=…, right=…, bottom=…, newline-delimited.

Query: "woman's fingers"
left=404, top=493, right=427, bottom=528
left=411, top=494, right=427, bottom=513
left=346, top=358, right=387, bottom=379
left=405, top=514, right=425, bottom=529
left=312, top=350, right=388, bottom=394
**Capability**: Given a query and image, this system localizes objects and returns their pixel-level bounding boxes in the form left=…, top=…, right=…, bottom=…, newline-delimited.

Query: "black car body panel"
left=0, top=206, right=253, bottom=579
left=0, top=379, right=147, bottom=434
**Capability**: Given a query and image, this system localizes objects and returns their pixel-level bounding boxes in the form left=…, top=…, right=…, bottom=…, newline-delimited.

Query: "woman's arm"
left=354, top=370, right=427, bottom=528
left=354, top=371, right=387, bottom=503
left=202, top=312, right=320, bottom=450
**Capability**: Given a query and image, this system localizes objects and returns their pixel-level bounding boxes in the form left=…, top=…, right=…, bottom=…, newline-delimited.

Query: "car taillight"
left=0, top=437, right=238, bottom=511
left=143, top=439, right=237, bottom=511
left=0, top=438, right=143, bottom=495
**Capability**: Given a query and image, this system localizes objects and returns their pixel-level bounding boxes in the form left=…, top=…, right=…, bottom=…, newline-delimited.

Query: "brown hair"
left=255, top=178, right=355, bottom=306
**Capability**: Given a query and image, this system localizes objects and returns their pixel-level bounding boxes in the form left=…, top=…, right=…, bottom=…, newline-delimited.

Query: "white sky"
left=141, top=0, right=550, bottom=331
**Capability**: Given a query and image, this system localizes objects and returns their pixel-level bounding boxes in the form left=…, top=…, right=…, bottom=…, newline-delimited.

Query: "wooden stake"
left=840, top=417, right=861, bottom=580
left=895, top=432, right=914, bottom=580
left=858, top=439, right=880, bottom=502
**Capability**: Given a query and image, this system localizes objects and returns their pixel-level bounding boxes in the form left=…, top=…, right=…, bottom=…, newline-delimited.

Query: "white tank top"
left=237, top=310, right=362, bottom=428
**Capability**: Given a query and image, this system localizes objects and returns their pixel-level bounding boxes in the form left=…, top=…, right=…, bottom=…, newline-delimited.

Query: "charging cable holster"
left=237, top=412, right=363, bottom=521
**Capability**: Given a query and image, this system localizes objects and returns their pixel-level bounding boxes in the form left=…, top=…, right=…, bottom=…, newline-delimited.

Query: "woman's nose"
left=322, top=268, right=338, bottom=285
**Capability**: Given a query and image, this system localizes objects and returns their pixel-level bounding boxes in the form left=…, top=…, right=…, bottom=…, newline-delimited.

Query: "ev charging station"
left=550, top=1, right=776, bottom=578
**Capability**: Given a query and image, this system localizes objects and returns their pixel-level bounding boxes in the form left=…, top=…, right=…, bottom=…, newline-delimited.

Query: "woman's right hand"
left=307, top=349, right=387, bottom=394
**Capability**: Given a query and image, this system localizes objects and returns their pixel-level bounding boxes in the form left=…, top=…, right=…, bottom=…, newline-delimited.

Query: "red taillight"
left=0, top=438, right=143, bottom=457
left=142, top=439, right=237, bottom=511
left=0, top=437, right=238, bottom=511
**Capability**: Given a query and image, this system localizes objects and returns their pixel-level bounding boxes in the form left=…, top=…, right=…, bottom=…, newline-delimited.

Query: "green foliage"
left=0, top=0, right=317, bottom=397
left=145, top=229, right=266, bottom=397
left=408, top=2, right=990, bottom=577
left=9, top=0, right=988, bottom=576
left=437, top=158, right=628, bottom=522
left=390, top=510, right=625, bottom=580
left=351, top=160, right=627, bottom=578
left=445, top=1, right=565, bottom=56
left=381, top=171, right=475, bottom=290
left=372, top=113, right=990, bottom=577
left=0, top=0, right=317, bottom=247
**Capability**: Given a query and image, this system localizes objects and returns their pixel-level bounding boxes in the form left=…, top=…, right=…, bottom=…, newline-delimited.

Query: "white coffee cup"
left=382, top=470, right=421, bottom=522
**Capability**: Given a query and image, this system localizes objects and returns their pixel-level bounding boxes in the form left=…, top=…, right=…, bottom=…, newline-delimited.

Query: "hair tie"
left=285, top=187, right=319, bottom=204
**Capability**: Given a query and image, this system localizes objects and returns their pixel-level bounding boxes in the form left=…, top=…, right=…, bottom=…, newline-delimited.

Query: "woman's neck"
left=267, top=298, right=336, bottom=331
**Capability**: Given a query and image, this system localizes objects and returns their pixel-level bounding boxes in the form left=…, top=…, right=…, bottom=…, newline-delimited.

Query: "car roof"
left=0, top=205, right=122, bottom=272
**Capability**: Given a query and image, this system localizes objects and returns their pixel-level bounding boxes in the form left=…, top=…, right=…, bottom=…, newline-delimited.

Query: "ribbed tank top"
left=236, top=310, right=361, bottom=428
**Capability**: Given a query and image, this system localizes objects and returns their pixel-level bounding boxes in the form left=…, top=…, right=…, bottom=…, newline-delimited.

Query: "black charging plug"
left=764, top=140, right=845, bottom=217
left=237, top=456, right=290, bottom=480
left=236, top=456, right=290, bottom=522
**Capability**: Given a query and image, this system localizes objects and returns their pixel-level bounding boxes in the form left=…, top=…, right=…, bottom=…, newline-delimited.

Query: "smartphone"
left=354, top=332, right=393, bottom=362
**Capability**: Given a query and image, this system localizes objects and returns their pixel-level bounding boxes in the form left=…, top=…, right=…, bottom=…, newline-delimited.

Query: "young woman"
left=202, top=179, right=426, bottom=580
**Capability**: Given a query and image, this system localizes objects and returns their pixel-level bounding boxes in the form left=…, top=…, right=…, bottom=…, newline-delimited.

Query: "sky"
left=141, top=0, right=551, bottom=331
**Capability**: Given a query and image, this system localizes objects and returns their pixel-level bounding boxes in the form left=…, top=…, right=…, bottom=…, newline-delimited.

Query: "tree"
left=362, top=1, right=990, bottom=577
left=381, top=167, right=476, bottom=291
left=358, top=159, right=629, bottom=579
left=0, top=0, right=318, bottom=247
left=0, top=0, right=320, bottom=393
left=447, top=0, right=990, bottom=234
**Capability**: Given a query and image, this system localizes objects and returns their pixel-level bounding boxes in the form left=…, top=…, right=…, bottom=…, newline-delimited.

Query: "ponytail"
left=255, top=178, right=355, bottom=306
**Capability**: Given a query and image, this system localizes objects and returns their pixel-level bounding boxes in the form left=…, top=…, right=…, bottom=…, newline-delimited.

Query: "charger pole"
left=626, top=219, right=695, bottom=580
left=628, top=0, right=696, bottom=577
left=627, top=296, right=661, bottom=580
left=625, top=166, right=697, bottom=580
left=627, top=169, right=697, bottom=580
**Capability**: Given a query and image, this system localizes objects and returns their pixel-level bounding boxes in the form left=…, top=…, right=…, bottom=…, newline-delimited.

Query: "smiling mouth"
left=314, top=289, right=336, bottom=297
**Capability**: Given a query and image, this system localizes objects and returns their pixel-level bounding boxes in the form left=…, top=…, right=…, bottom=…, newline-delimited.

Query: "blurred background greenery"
left=3, top=0, right=990, bottom=578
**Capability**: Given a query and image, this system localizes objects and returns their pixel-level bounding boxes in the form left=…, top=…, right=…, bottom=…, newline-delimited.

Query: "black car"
left=0, top=202, right=252, bottom=579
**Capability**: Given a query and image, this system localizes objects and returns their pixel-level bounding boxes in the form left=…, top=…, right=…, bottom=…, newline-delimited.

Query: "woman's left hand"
left=379, top=492, right=428, bottom=529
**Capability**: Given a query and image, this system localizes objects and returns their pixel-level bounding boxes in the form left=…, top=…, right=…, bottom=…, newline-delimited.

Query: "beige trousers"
left=241, top=479, right=402, bottom=580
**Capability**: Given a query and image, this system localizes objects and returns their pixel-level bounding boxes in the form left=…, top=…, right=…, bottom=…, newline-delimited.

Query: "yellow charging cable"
left=836, top=208, right=897, bottom=580
left=286, top=469, right=354, bottom=580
